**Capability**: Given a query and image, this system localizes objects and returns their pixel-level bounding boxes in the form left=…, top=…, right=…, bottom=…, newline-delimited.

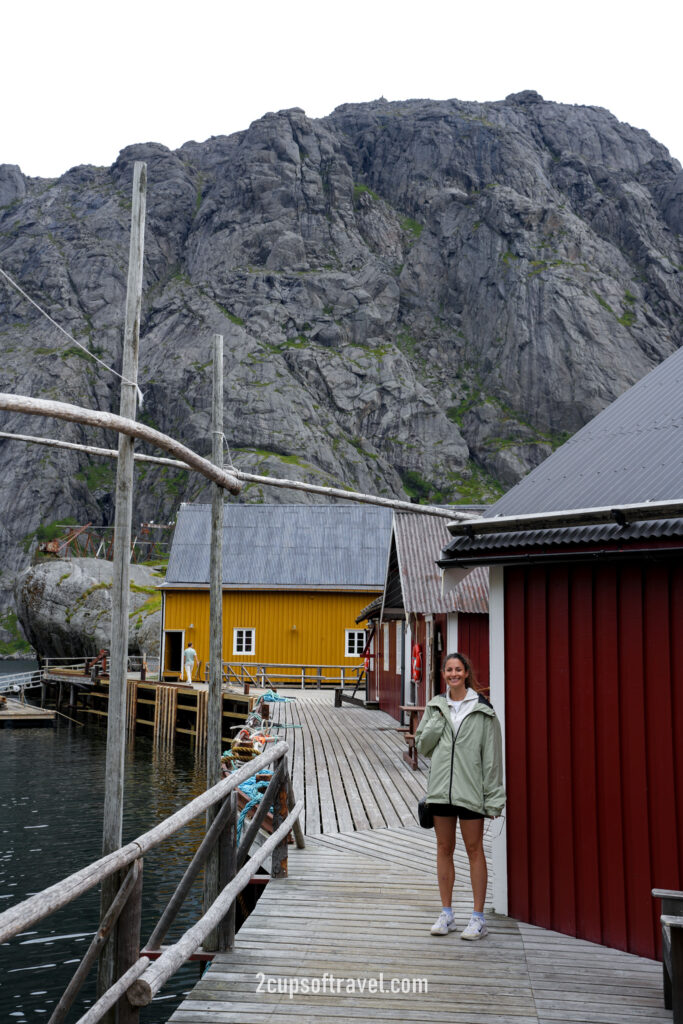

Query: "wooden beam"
left=0, top=428, right=473, bottom=520
left=0, top=395, right=242, bottom=494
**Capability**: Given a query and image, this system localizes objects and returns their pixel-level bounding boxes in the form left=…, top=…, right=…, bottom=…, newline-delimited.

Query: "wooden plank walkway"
left=169, top=691, right=669, bottom=1024
left=266, top=688, right=429, bottom=834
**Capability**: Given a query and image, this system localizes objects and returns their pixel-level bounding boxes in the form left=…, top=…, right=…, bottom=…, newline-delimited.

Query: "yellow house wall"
left=163, top=590, right=374, bottom=672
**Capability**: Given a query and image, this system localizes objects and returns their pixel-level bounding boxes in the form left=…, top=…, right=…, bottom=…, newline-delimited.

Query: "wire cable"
left=0, top=263, right=144, bottom=407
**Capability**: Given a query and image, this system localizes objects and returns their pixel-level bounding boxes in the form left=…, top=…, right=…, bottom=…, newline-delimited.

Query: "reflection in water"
left=0, top=704, right=210, bottom=1023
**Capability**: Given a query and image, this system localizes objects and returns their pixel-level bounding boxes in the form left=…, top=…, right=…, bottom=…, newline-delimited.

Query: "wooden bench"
left=398, top=705, right=425, bottom=771
left=653, top=888, right=683, bottom=1022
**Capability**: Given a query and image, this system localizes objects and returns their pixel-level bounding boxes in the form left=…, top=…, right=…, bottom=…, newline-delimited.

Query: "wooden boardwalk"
left=169, top=691, right=669, bottom=1024
left=264, top=688, right=429, bottom=834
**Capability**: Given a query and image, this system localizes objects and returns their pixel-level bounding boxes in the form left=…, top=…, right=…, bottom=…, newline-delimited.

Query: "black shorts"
left=430, top=803, right=484, bottom=821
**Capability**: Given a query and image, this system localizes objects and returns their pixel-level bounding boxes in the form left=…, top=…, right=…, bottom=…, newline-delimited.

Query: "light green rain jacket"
left=415, top=691, right=506, bottom=817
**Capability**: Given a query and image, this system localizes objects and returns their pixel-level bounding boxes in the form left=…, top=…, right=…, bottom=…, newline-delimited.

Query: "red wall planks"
left=504, top=559, right=683, bottom=959
left=458, top=614, right=490, bottom=692
left=505, top=568, right=531, bottom=922
left=569, top=566, right=602, bottom=944
left=546, top=573, right=576, bottom=936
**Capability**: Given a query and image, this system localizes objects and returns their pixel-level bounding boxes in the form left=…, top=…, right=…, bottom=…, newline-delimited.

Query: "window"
left=345, top=629, right=366, bottom=657
left=233, top=628, right=255, bottom=656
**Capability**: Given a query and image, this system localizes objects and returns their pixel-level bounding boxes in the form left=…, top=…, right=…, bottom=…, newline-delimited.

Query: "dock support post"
left=98, top=160, right=146, bottom=1015
left=204, top=333, right=224, bottom=951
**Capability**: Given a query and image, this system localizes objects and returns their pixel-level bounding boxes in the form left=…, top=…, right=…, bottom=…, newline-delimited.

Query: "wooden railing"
left=0, top=740, right=303, bottom=1024
left=209, top=660, right=365, bottom=689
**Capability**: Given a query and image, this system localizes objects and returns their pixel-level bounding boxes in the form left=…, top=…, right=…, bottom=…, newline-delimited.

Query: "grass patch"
left=131, top=591, right=162, bottom=618
left=400, top=216, right=423, bottom=239
left=593, top=291, right=615, bottom=316
left=0, top=611, right=33, bottom=656
left=451, top=463, right=505, bottom=504
left=353, top=183, right=380, bottom=205
left=75, top=463, right=115, bottom=492
left=61, top=346, right=97, bottom=363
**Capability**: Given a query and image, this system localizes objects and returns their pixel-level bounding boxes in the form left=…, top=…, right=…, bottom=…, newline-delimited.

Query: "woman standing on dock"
left=415, top=652, right=505, bottom=940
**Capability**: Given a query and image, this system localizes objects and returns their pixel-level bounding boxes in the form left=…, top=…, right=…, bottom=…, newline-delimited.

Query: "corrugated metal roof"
left=394, top=514, right=489, bottom=614
left=164, top=504, right=392, bottom=588
left=394, top=514, right=452, bottom=614
left=452, top=566, right=489, bottom=613
left=443, top=344, right=683, bottom=559
left=443, top=517, right=683, bottom=560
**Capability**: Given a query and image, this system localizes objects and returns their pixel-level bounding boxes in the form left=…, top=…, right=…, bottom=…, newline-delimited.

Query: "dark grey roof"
left=444, top=344, right=683, bottom=559
left=163, top=504, right=393, bottom=589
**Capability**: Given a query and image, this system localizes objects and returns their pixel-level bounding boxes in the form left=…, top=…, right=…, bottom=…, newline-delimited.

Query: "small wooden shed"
left=439, top=344, right=683, bottom=959
left=358, top=512, right=489, bottom=721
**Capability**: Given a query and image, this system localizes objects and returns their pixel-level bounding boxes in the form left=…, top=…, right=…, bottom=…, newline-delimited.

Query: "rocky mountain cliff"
left=1, top=91, right=681, bottom=647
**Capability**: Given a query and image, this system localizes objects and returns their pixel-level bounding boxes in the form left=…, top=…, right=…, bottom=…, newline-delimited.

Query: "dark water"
left=0, top=661, right=209, bottom=1023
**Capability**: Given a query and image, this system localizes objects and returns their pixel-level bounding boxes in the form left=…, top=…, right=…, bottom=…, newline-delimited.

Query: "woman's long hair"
left=442, top=651, right=481, bottom=693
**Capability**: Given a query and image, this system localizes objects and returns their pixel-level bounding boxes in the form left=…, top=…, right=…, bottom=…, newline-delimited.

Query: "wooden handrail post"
left=116, top=859, right=143, bottom=1024
left=218, top=791, right=237, bottom=952
left=47, top=860, right=141, bottom=1024
left=235, top=760, right=286, bottom=871
left=286, top=772, right=306, bottom=849
left=271, top=756, right=290, bottom=879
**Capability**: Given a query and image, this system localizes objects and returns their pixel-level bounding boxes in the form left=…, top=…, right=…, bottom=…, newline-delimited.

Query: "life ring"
left=411, top=644, right=422, bottom=683
left=364, top=652, right=371, bottom=673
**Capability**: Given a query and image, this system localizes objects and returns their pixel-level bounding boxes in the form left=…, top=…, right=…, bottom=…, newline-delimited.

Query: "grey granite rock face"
left=14, top=559, right=162, bottom=658
left=0, top=95, right=681, bottom=644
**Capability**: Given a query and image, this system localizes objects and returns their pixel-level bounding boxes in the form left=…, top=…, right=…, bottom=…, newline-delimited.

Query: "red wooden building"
left=358, top=512, right=488, bottom=722
left=439, top=344, right=683, bottom=960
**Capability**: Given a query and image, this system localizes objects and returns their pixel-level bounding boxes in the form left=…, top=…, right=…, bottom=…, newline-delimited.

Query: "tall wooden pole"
left=97, top=161, right=146, bottom=1007
left=203, top=333, right=224, bottom=949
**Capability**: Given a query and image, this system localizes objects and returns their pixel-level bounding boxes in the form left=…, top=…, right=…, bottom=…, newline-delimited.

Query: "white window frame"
left=345, top=629, right=366, bottom=657
left=383, top=623, right=390, bottom=671
left=233, top=627, right=255, bottom=656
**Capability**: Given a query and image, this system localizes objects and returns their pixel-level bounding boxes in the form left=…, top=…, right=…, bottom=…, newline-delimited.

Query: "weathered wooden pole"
left=97, top=160, right=146, bottom=1011
left=203, top=333, right=224, bottom=950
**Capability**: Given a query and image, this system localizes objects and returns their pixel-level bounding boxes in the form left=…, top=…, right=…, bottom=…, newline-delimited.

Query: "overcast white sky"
left=4, top=0, right=682, bottom=179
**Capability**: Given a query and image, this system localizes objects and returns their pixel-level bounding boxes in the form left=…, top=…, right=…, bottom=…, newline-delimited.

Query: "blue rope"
left=233, top=768, right=273, bottom=843
left=262, top=689, right=291, bottom=703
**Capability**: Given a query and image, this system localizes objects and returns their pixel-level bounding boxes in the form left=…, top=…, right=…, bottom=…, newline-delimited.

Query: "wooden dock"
left=169, top=690, right=670, bottom=1024
left=40, top=671, right=264, bottom=747
left=0, top=695, right=55, bottom=727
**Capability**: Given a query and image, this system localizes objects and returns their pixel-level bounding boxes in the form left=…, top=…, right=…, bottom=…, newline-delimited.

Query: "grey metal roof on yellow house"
left=162, top=503, right=393, bottom=590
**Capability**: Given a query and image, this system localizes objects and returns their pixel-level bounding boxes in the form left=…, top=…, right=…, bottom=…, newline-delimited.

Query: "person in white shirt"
left=182, top=642, right=198, bottom=683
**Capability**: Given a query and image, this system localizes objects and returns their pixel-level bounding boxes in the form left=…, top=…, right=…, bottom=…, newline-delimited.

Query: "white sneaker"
left=430, top=911, right=457, bottom=935
left=461, top=914, right=488, bottom=940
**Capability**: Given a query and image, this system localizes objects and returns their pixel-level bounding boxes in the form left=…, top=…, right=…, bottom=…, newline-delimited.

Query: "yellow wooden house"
left=159, top=503, right=392, bottom=684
